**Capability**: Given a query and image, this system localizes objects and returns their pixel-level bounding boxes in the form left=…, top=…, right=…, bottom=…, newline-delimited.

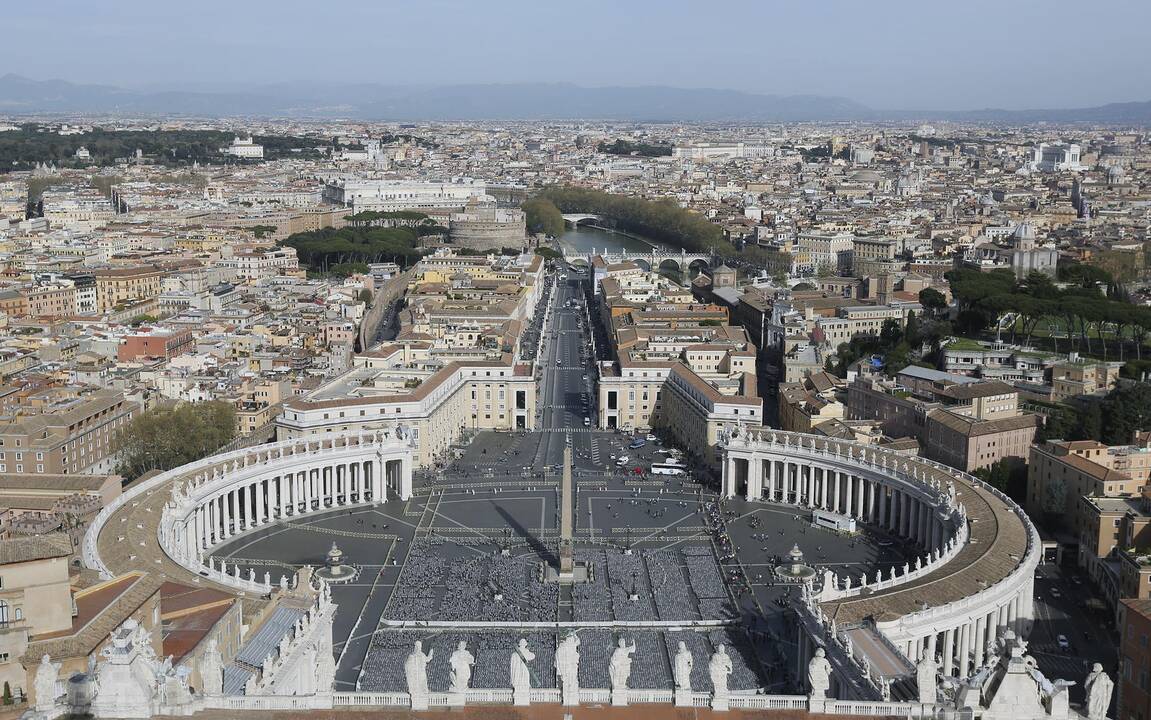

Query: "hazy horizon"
left=5, top=0, right=1150, bottom=111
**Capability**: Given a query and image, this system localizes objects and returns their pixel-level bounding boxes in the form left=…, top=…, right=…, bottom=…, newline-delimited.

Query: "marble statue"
left=674, top=641, right=694, bottom=691
left=609, top=637, right=636, bottom=691
left=200, top=637, right=223, bottom=696
left=34, top=654, right=62, bottom=712
left=404, top=641, right=433, bottom=698
left=916, top=650, right=938, bottom=704
left=449, top=641, right=474, bottom=694
left=555, top=632, right=580, bottom=702
left=808, top=647, right=832, bottom=699
left=709, top=644, right=733, bottom=695
left=316, top=646, right=337, bottom=696
left=510, top=638, right=535, bottom=700
left=1084, top=663, right=1113, bottom=720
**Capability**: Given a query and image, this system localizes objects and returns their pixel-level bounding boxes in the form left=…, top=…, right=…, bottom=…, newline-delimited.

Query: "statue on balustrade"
left=449, top=641, right=474, bottom=693
left=709, top=644, right=733, bottom=696
left=1084, top=663, right=1113, bottom=720
left=608, top=637, right=636, bottom=692
left=404, top=641, right=433, bottom=698
left=808, top=647, right=832, bottom=699
left=510, top=638, right=535, bottom=695
left=916, top=650, right=939, bottom=704
left=674, top=641, right=694, bottom=692
left=555, top=632, right=580, bottom=700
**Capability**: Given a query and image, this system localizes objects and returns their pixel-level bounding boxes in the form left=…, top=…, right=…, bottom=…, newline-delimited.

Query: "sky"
left=3, top=0, right=1149, bottom=110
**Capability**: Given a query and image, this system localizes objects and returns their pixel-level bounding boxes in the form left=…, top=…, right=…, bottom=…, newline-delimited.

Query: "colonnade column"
left=941, top=628, right=954, bottom=676
left=958, top=622, right=971, bottom=678
left=723, top=456, right=737, bottom=498
left=372, top=457, right=384, bottom=501
left=973, top=616, right=986, bottom=668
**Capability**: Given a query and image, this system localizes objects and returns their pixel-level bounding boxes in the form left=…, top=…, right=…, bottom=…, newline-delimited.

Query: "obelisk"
left=559, top=443, right=574, bottom=577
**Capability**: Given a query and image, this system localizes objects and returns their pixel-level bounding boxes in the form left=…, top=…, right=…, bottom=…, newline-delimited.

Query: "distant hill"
left=0, top=74, right=1148, bottom=124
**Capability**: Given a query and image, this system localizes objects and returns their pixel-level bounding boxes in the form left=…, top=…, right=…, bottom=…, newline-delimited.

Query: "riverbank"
left=582, top=223, right=660, bottom=249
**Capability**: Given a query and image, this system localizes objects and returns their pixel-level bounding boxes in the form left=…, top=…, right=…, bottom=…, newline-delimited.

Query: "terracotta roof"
left=160, top=582, right=236, bottom=664
left=28, top=572, right=163, bottom=662
left=0, top=533, right=72, bottom=565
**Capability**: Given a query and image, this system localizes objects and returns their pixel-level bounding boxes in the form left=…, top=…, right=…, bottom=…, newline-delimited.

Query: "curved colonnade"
left=84, top=430, right=415, bottom=595
left=720, top=430, right=1040, bottom=683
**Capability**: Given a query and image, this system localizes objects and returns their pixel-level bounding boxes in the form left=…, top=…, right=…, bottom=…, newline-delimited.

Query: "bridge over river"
left=560, top=248, right=713, bottom=273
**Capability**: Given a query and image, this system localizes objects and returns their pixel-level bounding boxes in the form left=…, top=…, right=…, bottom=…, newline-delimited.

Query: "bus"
left=651, top=462, right=687, bottom=476
left=811, top=509, right=856, bottom=533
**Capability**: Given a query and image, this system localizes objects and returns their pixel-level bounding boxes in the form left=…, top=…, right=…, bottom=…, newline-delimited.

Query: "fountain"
left=774, top=543, right=817, bottom=583
left=315, top=542, right=359, bottom=584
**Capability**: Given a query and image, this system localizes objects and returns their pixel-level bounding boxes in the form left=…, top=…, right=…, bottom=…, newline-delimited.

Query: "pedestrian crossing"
left=1032, top=651, right=1091, bottom=679
left=537, top=427, right=603, bottom=433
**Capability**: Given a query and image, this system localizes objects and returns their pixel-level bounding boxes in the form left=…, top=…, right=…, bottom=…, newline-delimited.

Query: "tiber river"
left=553, top=225, right=698, bottom=279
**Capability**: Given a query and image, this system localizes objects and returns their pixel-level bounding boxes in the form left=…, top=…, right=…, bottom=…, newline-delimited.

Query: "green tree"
left=113, top=401, right=237, bottom=481
left=918, top=287, right=948, bottom=316
left=1080, top=401, right=1104, bottom=442
left=905, top=310, right=922, bottom=348
left=879, top=318, right=903, bottom=347
left=89, top=174, right=124, bottom=198
left=538, top=186, right=731, bottom=254
left=596, top=139, right=673, bottom=157
left=279, top=225, right=422, bottom=272
left=534, top=246, right=562, bottom=260
left=2, top=681, right=10, bottom=705
left=1100, top=382, right=1151, bottom=445
left=1036, top=403, right=1079, bottom=442
left=129, top=314, right=159, bottom=326
left=249, top=224, right=278, bottom=239
left=521, top=197, right=566, bottom=237
left=973, top=459, right=1028, bottom=503
left=357, top=288, right=373, bottom=305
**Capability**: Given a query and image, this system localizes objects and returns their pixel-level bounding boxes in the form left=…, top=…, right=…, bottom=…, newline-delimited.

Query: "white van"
left=583, top=416, right=590, bottom=426
left=615, top=455, right=630, bottom=467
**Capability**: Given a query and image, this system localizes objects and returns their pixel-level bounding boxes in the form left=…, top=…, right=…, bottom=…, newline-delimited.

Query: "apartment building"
left=117, top=328, right=196, bottom=362
left=797, top=231, right=854, bottom=274
left=848, top=367, right=1037, bottom=472
left=93, top=266, right=165, bottom=312
left=23, top=286, right=76, bottom=318
left=815, top=304, right=911, bottom=348
left=1027, top=440, right=1151, bottom=522
left=852, top=236, right=899, bottom=278
left=778, top=372, right=846, bottom=433
left=0, top=387, right=138, bottom=475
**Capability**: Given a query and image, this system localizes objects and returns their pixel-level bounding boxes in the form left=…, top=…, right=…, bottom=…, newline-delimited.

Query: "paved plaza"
left=208, top=273, right=913, bottom=695
left=211, top=460, right=912, bottom=694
